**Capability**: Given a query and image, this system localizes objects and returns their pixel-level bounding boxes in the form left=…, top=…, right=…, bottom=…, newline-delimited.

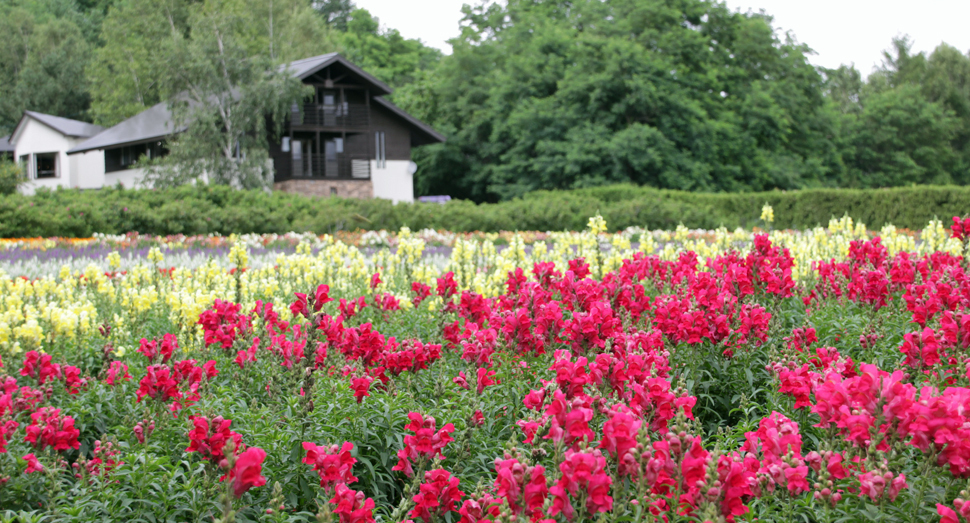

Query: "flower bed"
left=0, top=215, right=969, bottom=522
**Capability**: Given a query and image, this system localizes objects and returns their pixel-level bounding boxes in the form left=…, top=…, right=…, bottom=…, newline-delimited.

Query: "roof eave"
left=296, top=54, right=394, bottom=96
left=372, top=97, right=446, bottom=144
left=67, top=129, right=182, bottom=155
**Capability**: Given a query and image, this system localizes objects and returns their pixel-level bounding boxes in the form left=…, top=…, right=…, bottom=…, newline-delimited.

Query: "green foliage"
left=330, top=7, right=442, bottom=91
left=0, top=7, right=93, bottom=133
left=1, top=183, right=968, bottom=237
left=315, top=0, right=353, bottom=31
left=0, top=156, right=25, bottom=196
left=399, top=0, right=845, bottom=201
left=88, top=0, right=337, bottom=127
left=398, top=2, right=970, bottom=201
left=141, top=3, right=313, bottom=189
left=86, top=0, right=193, bottom=126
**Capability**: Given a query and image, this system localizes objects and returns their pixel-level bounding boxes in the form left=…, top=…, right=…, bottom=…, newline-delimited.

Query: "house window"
left=375, top=132, right=386, bottom=169
left=34, top=153, right=58, bottom=178
left=105, top=142, right=168, bottom=173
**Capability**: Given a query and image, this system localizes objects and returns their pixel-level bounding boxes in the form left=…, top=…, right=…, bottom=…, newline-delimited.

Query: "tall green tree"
left=0, top=12, right=91, bottom=132
left=314, top=0, right=353, bottom=31
left=145, top=4, right=311, bottom=189
left=837, top=38, right=970, bottom=186
left=332, top=8, right=441, bottom=90
left=86, top=0, right=192, bottom=126
left=399, top=0, right=842, bottom=201
left=88, top=0, right=335, bottom=126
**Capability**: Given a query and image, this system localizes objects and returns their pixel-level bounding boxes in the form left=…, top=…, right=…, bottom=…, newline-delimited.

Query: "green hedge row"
left=1, top=184, right=968, bottom=237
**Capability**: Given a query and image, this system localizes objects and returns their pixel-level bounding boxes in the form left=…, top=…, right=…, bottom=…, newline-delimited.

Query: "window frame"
left=33, top=152, right=58, bottom=179
left=375, top=131, right=386, bottom=169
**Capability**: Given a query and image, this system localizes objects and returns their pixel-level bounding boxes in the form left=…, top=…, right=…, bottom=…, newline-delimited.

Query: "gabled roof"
left=11, top=112, right=104, bottom=144
left=283, top=53, right=393, bottom=95
left=373, top=97, right=446, bottom=145
left=68, top=103, right=179, bottom=155
left=0, top=136, right=13, bottom=153
left=68, top=53, right=442, bottom=155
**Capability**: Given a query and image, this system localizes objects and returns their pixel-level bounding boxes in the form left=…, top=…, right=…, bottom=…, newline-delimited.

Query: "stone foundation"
left=274, top=179, right=373, bottom=199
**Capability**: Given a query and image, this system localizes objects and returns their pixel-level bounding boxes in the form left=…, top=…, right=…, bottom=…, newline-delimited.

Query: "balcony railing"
left=291, top=103, right=369, bottom=128
left=274, top=153, right=371, bottom=181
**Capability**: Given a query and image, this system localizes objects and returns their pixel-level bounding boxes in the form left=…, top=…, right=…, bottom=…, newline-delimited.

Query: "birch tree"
left=146, top=7, right=311, bottom=189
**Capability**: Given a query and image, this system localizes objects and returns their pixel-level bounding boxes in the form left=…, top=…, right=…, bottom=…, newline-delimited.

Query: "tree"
left=398, top=0, right=841, bottom=201
left=87, top=0, right=192, bottom=126
left=89, top=0, right=335, bottom=126
left=145, top=5, right=311, bottom=189
left=844, top=84, right=957, bottom=187
left=333, top=8, right=441, bottom=90
left=0, top=16, right=92, bottom=131
left=314, top=0, right=354, bottom=31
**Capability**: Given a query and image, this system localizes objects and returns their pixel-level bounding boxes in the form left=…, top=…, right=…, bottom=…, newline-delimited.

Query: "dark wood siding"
left=369, top=104, right=412, bottom=160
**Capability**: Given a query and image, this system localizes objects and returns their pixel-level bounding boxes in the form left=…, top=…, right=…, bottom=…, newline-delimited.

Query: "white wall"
left=71, top=149, right=106, bottom=189
left=14, top=119, right=74, bottom=195
left=105, top=167, right=148, bottom=189
left=371, top=160, right=414, bottom=203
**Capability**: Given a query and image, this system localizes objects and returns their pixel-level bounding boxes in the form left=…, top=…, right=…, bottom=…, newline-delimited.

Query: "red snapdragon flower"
left=599, top=406, right=642, bottom=476
left=23, top=453, right=43, bottom=473
left=303, top=441, right=358, bottom=489
left=350, top=376, right=373, bottom=404
left=329, top=484, right=376, bottom=523
left=374, top=292, right=401, bottom=313
left=314, top=284, right=333, bottom=311
left=476, top=367, right=498, bottom=395
left=290, top=293, right=311, bottom=318
left=86, top=440, right=123, bottom=476
left=458, top=494, right=501, bottom=523
left=951, top=216, right=970, bottom=241
left=24, top=407, right=80, bottom=451
left=235, top=338, right=260, bottom=369
left=227, top=447, right=267, bottom=498
left=136, top=365, right=181, bottom=403
left=338, top=297, right=368, bottom=319
left=185, top=415, right=242, bottom=462
left=0, top=420, right=19, bottom=453
left=61, top=365, right=88, bottom=394
left=138, top=333, right=178, bottom=364
left=20, top=351, right=61, bottom=385
left=199, top=300, right=251, bottom=349
left=411, top=282, right=432, bottom=306
left=549, top=449, right=613, bottom=520
left=393, top=412, right=455, bottom=477
left=410, top=469, right=465, bottom=523
left=470, top=410, right=484, bottom=427
left=494, top=457, right=547, bottom=517
left=104, top=361, right=131, bottom=385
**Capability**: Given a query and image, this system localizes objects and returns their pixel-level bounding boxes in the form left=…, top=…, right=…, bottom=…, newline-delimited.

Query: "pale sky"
left=353, top=0, right=970, bottom=74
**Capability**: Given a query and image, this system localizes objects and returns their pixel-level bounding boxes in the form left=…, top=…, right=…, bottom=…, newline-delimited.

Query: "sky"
left=352, top=0, right=970, bottom=74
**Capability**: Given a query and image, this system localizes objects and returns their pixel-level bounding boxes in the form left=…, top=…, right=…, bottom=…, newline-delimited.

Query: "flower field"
left=1, top=213, right=970, bottom=522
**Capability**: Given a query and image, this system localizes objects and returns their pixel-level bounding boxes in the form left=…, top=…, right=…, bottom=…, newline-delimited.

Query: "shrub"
left=0, top=183, right=968, bottom=237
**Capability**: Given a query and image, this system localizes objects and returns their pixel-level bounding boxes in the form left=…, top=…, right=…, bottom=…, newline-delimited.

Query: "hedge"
left=1, top=184, right=968, bottom=237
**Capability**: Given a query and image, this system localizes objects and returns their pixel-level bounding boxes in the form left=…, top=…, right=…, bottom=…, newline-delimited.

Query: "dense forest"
left=2, top=0, right=969, bottom=202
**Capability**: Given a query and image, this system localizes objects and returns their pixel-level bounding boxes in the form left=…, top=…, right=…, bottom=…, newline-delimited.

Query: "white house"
left=7, top=112, right=105, bottom=195
left=4, top=53, right=444, bottom=203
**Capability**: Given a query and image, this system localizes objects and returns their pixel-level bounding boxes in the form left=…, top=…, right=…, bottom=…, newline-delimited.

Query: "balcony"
left=291, top=103, right=369, bottom=129
left=274, top=153, right=371, bottom=181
